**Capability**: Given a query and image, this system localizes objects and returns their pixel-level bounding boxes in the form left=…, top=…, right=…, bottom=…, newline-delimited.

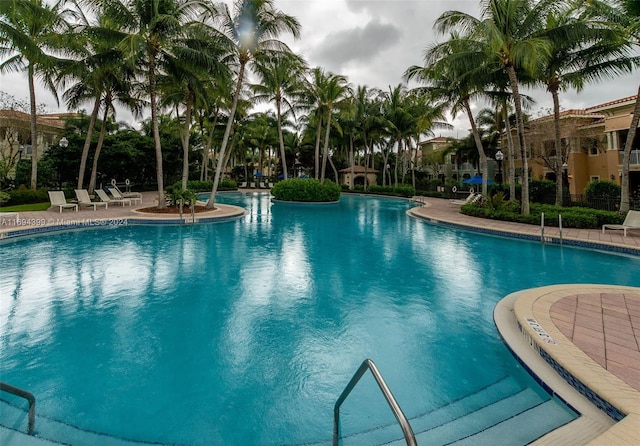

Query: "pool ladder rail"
left=0, top=381, right=36, bottom=435
left=333, top=359, right=417, bottom=446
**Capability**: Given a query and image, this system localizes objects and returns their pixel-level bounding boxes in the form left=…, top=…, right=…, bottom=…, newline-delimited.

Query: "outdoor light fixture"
left=495, top=150, right=504, bottom=190
left=59, top=137, right=69, bottom=148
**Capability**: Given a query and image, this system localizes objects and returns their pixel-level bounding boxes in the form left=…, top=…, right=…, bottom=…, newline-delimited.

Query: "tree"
left=205, top=0, right=301, bottom=209
left=435, top=0, right=557, bottom=213
left=0, top=0, right=75, bottom=189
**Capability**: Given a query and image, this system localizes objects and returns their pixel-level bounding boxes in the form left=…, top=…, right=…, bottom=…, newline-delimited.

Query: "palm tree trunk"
left=328, top=153, right=339, bottom=183
left=207, top=62, right=246, bottom=209
left=149, top=54, right=166, bottom=209
left=28, top=64, right=38, bottom=189
left=394, top=138, right=401, bottom=187
left=88, top=103, right=110, bottom=194
left=464, top=100, right=488, bottom=196
left=504, top=105, right=516, bottom=200
left=276, top=100, right=288, bottom=180
left=78, top=96, right=101, bottom=190
left=181, top=94, right=193, bottom=191
left=620, top=84, right=640, bottom=213
left=551, top=87, right=563, bottom=206
left=349, top=134, right=355, bottom=190
left=507, top=66, right=530, bottom=214
left=314, top=114, right=322, bottom=180
left=321, top=107, right=332, bottom=183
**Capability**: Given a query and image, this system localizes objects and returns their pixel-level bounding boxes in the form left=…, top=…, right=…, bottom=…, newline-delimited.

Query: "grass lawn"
left=0, top=202, right=51, bottom=212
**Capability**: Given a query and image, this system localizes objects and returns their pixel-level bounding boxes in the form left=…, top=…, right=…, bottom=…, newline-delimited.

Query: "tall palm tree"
left=0, top=0, right=75, bottom=189
left=436, top=0, right=557, bottom=213
left=251, top=51, right=307, bottom=180
left=205, top=0, right=300, bottom=209
left=406, top=34, right=494, bottom=195
left=532, top=2, right=636, bottom=206
left=96, top=0, right=210, bottom=208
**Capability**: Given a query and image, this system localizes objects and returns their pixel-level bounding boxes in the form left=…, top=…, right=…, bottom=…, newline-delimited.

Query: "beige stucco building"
left=339, top=165, right=378, bottom=188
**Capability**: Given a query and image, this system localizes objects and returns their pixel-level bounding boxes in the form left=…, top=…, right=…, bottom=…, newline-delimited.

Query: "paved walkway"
left=2, top=192, right=639, bottom=444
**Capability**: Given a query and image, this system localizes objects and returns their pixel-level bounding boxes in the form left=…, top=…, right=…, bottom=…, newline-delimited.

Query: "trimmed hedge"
left=271, top=178, right=341, bottom=202
left=6, top=187, right=50, bottom=205
left=367, top=184, right=416, bottom=198
left=461, top=201, right=624, bottom=229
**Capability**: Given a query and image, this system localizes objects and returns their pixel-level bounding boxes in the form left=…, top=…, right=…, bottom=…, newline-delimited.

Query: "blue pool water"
left=1, top=193, right=638, bottom=445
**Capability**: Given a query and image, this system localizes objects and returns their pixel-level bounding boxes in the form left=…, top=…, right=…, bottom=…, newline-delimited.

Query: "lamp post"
left=495, top=149, right=504, bottom=190
left=562, top=162, right=569, bottom=206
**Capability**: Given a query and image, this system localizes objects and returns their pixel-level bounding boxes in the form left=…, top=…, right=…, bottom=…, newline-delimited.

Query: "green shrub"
left=7, top=187, right=49, bottom=205
left=461, top=200, right=622, bottom=229
left=584, top=179, right=620, bottom=199
left=529, top=179, right=556, bottom=204
left=0, top=191, right=10, bottom=205
left=368, top=184, right=416, bottom=197
left=271, top=178, right=341, bottom=202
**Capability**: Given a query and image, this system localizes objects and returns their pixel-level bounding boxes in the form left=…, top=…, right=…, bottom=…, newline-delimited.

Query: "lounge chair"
left=450, top=192, right=478, bottom=205
left=239, top=181, right=247, bottom=188
left=48, top=191, right=78, bottom=213
left=108, top=187, right=141, bottom=205
left=75, top=189, right=108, bottom=210
left=96, top=188, right=131, bottom=206
left=259, top=181, right=266, bottom=189
left=268, top=182, right=274, bottom=188
left=112, top=184, right=142, bottom=199
left=602, top=210, right=640, bottom=237
left=249, top=182, right=256, bottom=188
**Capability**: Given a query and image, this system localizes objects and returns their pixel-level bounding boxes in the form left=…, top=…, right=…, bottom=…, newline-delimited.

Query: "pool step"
left=341, top=377, right=574, bottom=446
left=0, top=398, right=145, bottom=446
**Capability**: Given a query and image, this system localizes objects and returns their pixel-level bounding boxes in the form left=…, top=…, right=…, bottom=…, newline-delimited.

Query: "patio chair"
left=112, top=184, right=142, bottom=199
left=268, top=182, right=274, bottom=188
left=48, top=191, right=78, bottom=213
left=239, top=181, right=247, bottom=188
left=449, top=192, right=478, bottom=205
left=96, top=188, right=131, bottom=206
left=75, top=189, right=108, bottom=210
left=602, top=210, right=640, bottom=237
left=249, top=182, right=256, bottom=188
left=109, top=187, right=141, bottom=205
left=259, top=181, right=266, bottom=189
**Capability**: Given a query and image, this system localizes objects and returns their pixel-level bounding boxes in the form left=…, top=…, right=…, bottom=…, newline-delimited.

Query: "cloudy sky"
left=2, top=0, right=638, bottom=138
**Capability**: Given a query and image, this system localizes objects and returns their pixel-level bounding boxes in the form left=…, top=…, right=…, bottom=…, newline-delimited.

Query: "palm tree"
left=532, top=2, right=636, bottom=206
left=205, top=0, right=300, bottom=209
left=406, top=34, right=494, bottom=195
left=251, top=51, right=307, bottom=180
left=97, top=0, right=211, bottom=208
left=435, top=0, right=557, bottom=214
left=0, top=0, right=75, bottom=189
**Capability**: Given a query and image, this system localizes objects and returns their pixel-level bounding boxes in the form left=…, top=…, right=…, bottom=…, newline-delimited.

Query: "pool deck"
left=1, top=192, right=639, bottom=445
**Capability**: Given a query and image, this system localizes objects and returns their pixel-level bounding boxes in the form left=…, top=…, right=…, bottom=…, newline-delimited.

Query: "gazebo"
left=338, top=165, right=378, bottom=188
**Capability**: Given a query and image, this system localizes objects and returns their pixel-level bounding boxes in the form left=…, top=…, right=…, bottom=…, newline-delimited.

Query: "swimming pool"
left=1, top=193, right=638, bottom=445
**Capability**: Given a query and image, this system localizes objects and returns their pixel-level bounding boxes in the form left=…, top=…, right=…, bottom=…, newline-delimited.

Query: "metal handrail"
left=333, top=359, right=417, bottom=446
left=0, top=381, right=36, bottom=435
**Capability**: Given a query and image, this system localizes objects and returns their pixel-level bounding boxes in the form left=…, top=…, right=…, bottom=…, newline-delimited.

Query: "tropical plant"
left=205, top=0, right=301, bottom=209
left=0, top=0, right=75, bottom=189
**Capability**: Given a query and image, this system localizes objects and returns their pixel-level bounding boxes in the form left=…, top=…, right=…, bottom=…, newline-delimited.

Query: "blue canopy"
left=463, top=174, right=495, bottom=185
left=253, top=172, right=264, bottom=177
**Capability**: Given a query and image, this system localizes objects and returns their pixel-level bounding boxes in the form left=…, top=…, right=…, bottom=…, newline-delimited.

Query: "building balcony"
left=619, top=149, right=640, bottom=165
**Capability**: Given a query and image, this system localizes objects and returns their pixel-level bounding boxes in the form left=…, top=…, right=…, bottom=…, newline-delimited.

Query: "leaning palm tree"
left=205, top=0, right=301, bottom=209
left=0, top=0, right=75, bottom=189
left=532, top=2, right=636, bottom=206
left=435, top=0, right=557, bottom=214
left=94, top=0, right=211, bottom=208
left=251, top=51, right=307, bottom=180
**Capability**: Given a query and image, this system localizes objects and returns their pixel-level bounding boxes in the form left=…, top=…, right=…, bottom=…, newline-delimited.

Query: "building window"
left=590, top=175, right=600, bottom=182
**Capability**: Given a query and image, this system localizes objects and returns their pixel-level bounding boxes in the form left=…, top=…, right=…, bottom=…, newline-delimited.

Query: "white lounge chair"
left=48, top=191, right=78, bottom=213
left=109, top=184, right=142, bottom=199
left=239, top=181, right=247, bottom=188
left=602, top=210, right=640, bottom=237
left=96, top=188, right=131, bottom=206
left=259, top=181, right=266, bottom=189
left=450, top=192, right=478, bottom=205
left=109, top=187, right=141, bottom=205
left=268, top=182, right=274, bottom=188
left=249, top=182, right=256, bottom=188
left=75, top=189, right=108, bottom=210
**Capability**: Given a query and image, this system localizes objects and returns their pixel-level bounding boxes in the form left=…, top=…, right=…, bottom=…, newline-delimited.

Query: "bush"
left=461, top=198, right=623, bottom=229
left=584, top=179, right=620, bottom=200
left=367, top=184, right=416, bottom=197
left=7, top=187, right=49, bottom=205
left=529, top=179, right=556, bottom=204
left=271, top=178, right=341, bottom=202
